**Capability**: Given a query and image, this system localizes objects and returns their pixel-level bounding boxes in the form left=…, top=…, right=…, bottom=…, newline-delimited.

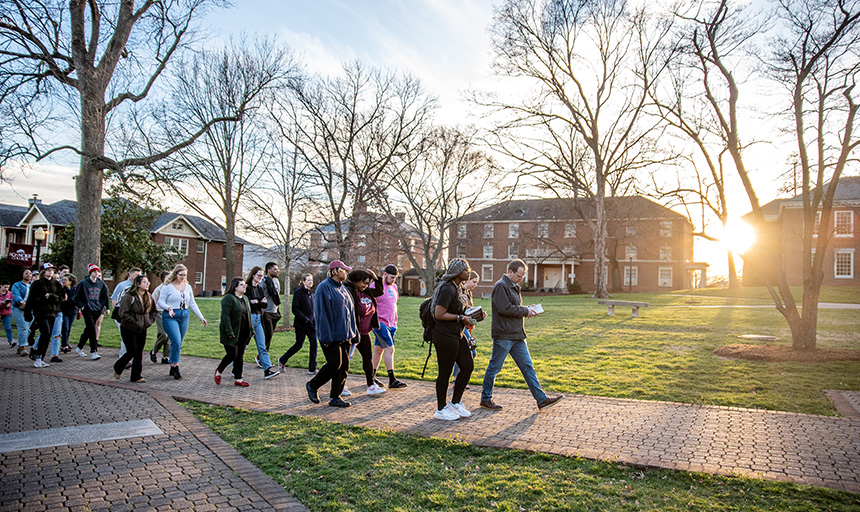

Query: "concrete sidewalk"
left=1, top=346, right=858, bottom=510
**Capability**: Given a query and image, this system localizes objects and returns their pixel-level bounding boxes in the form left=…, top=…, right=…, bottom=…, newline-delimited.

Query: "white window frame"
left=456, top=245, right=466, bottom=259
left=482, top=264, right=493, bottom=282
left=564, top=223, right=576, bottom=238
left=483, top=244, right=493, bottom=259
left=357, top=255, right=366, bottom=263
left=195, top=272, right=203, bottom=285
left=508, top=244, right=518, bottom=259
left=163, top=236, right=188, bottom=256
left=835, top=211, right=854, bottom=237
left=484, top=224, right=494, bottom=238
left=508, top=223, right=519, bottom=238
left=658, top=267, right=673, bottom=287
left=457, top=224, right=467, bottom=238
left=196, top=240, right=204, bottom=253
left=812, top=210, right=822, bottom=237
left=834, top=249, right=854, bottom=279
left=660, top=246, right=672, bottom=261
left=623, top=265, right=638, bottom=286
left=538, top=222, right=549, bottom=238
left=660, top=221, right=673, bottom=237
left=626, top=223, right=637, bottom=236
left=625, top=244, right=638, bottom=260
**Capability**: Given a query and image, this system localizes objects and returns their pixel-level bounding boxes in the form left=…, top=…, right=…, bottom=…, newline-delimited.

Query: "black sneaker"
left=329, top=397, right=351, bottom=408
left=264, top=367, right=280, bottom=379
left=306, top=382, right=320, bottom=404
left=49, top=356, right=63, bottom=363
left=149, top=351, right=157, bottom=363
left=389, top=380, right=408, bottom=389
left=373, top=378, right=386, bottom=388
left=61, top=345, right=70, bottom=353
left=173, top=366, right=182, bottom=380
left=161, top=357, right=169, bottom=364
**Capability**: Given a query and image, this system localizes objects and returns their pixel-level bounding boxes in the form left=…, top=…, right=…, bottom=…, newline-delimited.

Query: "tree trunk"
left=73, top=93, right=106, bottom=278
left=592, top=195, right=610, bottom=299
left=224, top=211, right=236, bottom=282
left=727, top=250, right=738, bottom=288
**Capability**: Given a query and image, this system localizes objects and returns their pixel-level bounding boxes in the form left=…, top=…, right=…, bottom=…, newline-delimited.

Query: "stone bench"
left=597, top=300, right=650, bottom=318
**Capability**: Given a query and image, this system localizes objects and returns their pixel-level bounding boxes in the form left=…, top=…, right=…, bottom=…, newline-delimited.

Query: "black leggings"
left=33, top=315, right=56, bottom=358
left=78, top=309, right=102, bottom=352
left=115, top=326, right=147, bottom=381
left=350, top=333, right=374, bottom=386
left=309, top=340, right=350, bottom=399
left=279, top=327, right=318, bottom=371
left=433, top=333, right=474, bottom=410
left=218, top=322, right=251, bottom=379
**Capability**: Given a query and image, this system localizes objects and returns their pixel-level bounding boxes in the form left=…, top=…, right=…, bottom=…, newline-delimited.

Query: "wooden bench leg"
left=607, top=305, right=615, bottom=316
left=632, top=306, right=639, bottom=318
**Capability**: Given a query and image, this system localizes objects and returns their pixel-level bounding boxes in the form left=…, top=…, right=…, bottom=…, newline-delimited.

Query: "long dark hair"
left=347, top=269, right=373, bottom=284
left=245, top=266, right=264, bottom=286
left=127, top=274, right=152, bottom=311
left=226, top=277, right=245, bottom=296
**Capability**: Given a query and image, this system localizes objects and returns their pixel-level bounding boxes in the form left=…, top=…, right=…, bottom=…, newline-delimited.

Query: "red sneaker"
left=234, top=379, right=249, bottom=387
left=214, top=371, right=221, bottom=385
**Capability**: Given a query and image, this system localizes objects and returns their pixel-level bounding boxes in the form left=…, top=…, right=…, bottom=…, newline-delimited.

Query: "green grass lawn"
left=184, top=401, right=860, bottom=512
left=84, top=286, right=860, bottom=415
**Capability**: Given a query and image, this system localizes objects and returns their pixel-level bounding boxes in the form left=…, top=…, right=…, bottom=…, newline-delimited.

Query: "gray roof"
left=30, top=200, right=78, bottom=226
left=744, top=175, right=860, bottom=220
left=0, top=204, right=28, bottom=227
left=460, top=196, right=689, bottom=222
left=152, top=212, right=247, bottom=244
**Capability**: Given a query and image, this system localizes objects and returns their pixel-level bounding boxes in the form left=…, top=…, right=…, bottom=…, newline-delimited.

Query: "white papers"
left=529, top=304, right=544, bottom=314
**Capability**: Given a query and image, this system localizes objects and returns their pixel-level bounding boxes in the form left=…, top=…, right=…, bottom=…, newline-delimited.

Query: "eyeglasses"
left=177, top=273, right=187, bottom=276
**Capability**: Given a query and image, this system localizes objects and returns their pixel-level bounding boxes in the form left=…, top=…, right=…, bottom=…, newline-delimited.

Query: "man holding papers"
left=480, top=259, right=563, bottom=411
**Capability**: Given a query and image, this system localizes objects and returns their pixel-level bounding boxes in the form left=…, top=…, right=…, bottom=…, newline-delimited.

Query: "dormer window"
left=172, top=222, right=183, bottom=230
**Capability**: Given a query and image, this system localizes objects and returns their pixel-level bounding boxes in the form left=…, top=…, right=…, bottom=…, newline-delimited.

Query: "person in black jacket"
left=74, top=263, right=110, bottom=360
left=277, top=274, right=317, bottom=374
left=261, top=262, right=281, bottom=352
left=344, top=269, right=385, bottom=396
left=113, top=275, right=157, bottom=383
left=59, top=273, right=79, bottom=353
left=24, top=263, right=63, bottom=368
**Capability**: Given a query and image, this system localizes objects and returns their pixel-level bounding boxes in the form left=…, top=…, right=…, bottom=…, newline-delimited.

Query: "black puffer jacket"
left=24, top=276, right=63, bottom=320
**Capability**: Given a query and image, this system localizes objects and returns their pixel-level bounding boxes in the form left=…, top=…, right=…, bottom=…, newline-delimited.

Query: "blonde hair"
left=165, top=264, right=188, bottom=284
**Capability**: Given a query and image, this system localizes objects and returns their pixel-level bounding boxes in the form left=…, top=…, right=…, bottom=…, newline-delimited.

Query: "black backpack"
left=418, top=297, right=435, bottom=342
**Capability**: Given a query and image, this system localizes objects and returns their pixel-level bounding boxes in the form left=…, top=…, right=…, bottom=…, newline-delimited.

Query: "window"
left=626, top=223, right=637, bottom=236
left=812, top=210, right=822, bottom=236
left=625, top=244, right=637, bottom=260
left=220, top=276, right=227, bottom=293
left=660, top=221, right=673, bottom=237
left=195, top=272, right=203, bottom=285
left=563, top=245, right=577, bottom=256
left=457, top=224, right=467, bottom=238
left=163, top=237, right=188, bottom=256
left=483, top=245, right=493, bottom=259
left=835, top=211, right=854, bottom=237
left=222, top=244, right=228, bottom=260
left=508, top=244, right=519, bottom=259
left=456, top=245, right=466, bottom=258
left=660, top=246, right=672, bottom=261
left=538, top=223, right=549, bottom=238
left=482, top=264, right=493, bottom=282
left=623, top=266, right=638, bottom=286
left=358, top=255, right=366, bottom=263
left=658, top=267, right=673, bottom=287
left=172, top=222, right=183, bottom=230
left=483, top=224, right=494, bottom=238
left=835, top=249, right=854, bottom=278
left=357, top=234, right=366, bottom=247
left=564, top=223, right=576, bottom=238
left=509, top=223, right=519, bottom=238
left=197, top=241, right=204, bottom=253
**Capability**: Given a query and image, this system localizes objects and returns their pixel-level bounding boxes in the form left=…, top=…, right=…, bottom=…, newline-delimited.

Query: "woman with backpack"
left=113, top=275, right=157, bottom=382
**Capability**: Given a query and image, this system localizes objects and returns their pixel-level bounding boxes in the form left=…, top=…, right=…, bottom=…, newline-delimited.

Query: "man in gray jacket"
left=480, top=259, right=563, bottom=411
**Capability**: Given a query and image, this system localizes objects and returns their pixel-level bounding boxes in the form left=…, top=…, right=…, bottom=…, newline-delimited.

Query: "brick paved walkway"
left=1, top=346, right=858, bottom=509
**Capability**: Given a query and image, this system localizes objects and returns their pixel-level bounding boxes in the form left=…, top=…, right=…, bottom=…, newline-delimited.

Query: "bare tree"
left=143, top=36, right=296, bottom=279
left=0, top=0, right=233, bottom=278
left=279, top=61, right=436, bottom=263
left=484, top=0, right=675, bottom=298
left=673, top=0, right=860, bottom=350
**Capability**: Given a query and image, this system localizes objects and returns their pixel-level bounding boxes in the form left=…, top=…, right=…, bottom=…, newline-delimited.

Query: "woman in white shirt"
left=156, top=264, right=207, bottom=379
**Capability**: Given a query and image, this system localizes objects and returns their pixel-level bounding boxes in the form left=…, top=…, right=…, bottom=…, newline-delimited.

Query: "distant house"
left=8, top=196, right=243, bottom=295
left=743, top=177, right=859, bottom=286
left=451, top=196, right=706, bottom=296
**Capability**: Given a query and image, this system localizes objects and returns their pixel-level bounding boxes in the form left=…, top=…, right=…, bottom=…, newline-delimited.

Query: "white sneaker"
left=76, top=347, right=86, bottom=357
left=366, top=384, right=386, bottom=396
left=255, top=355, right=263, bottom=369
left=341, top=387, right=352, bottom=397
left=448, top=401, right=471, bottom=418
left=91, top=352, right=101, bottom=360
left=34, top=358, right=49, bottom=368
left=434, top=407, right=460, bottom=421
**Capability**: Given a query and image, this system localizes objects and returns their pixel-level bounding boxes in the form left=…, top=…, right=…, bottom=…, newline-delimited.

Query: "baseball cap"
left=87, top=263, right=100, bottom=274
left=382, top=264, right=398, bottom=276
left=42, top=262, right=54, bottom=270
left=327, top=260, right=352, bottom=271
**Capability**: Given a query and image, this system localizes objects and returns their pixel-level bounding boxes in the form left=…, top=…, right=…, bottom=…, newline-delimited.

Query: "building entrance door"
left=544, top=268, right=562, bottom=290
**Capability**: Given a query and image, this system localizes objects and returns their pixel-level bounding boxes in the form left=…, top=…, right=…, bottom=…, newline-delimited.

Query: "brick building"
left=743, top=177, right=859, bottom=286
left=451, top=196, right=704, bottom=296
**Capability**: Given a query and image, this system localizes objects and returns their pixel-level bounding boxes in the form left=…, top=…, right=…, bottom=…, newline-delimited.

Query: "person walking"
left=113, top=275, right=157, bottom=383
left=344, top=269, right=386, bottom=396
left=430, top=258, right=475, bottom=420
left=24, top=263, right=63, bottom=368
left=59, top=274, right=78, bottom=354
left=11, top=269, right=32, bottom=356
left=246, top=266, right=280, bottom=380
left=480, top=259, right=563, bottom=412
left=0, top=282, right=14, bottom=348
left=157, top=264, right=207, bottom=380
left=453, top=271, right=482, bottom=382
left=74, top=264, right=109, bottom=360
left=149, top=271, right=171, bottom=364
left=111, top=267, right=141, bottom=359
left=215, top=277, right=252, bottom=387
left=261, top=262, right=281, bottom=352
left=370, top=264, right=407, bottom=389
left=277, top=273, right=317, bottom=374
left=306, top=260, right=357, bottom=408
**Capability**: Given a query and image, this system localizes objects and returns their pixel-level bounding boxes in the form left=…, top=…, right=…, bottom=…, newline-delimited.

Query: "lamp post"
left=33, top=227, right=46, bottom=270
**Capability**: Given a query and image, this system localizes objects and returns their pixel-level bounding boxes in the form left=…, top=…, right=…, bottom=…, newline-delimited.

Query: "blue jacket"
left=313, top=277, right=357, bottom=345
left=11, top=281, right=29, bottom=310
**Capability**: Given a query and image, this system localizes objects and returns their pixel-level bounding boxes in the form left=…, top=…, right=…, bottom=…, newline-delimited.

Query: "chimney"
left=28, top=194, right=41, bottom=206
left=394, top=212, right=405, bottom=223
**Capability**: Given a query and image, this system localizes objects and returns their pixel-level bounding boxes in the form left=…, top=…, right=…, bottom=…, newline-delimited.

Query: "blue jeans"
left=1, top=315, right=12, bottom=343
left=11, top=307, right=29, bottom=347
left=251, top=313, right=273, bottom=369
left=163, top=309, right=190, bottom=364
left=49, top=313, right=63, bottom=356
left=61, top=313, right=75, bottom=347
left=481, top=338, right=547, bottom=404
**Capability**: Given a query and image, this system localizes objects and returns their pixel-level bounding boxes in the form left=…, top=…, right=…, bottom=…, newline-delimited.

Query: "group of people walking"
left=7, top=256, right=563, bottom=420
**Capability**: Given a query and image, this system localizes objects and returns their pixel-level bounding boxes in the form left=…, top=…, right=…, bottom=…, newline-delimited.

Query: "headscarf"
left=430, top=258, right=470, bottom=314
